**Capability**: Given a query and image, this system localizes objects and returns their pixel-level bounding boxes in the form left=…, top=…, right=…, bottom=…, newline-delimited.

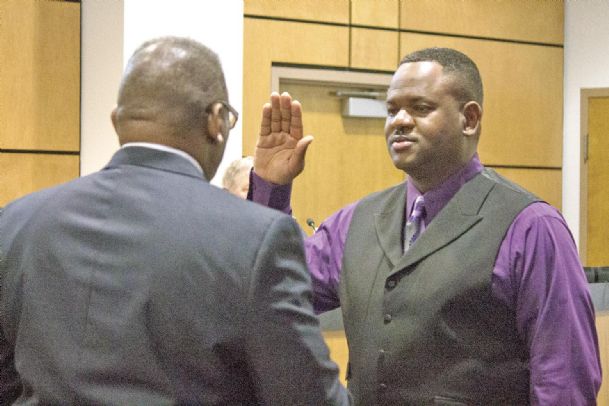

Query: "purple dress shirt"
left=250, top=155, right=602, bottom=405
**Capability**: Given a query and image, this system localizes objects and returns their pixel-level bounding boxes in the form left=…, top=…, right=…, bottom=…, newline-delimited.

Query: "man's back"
left=0, top=147, right=347, bottom=405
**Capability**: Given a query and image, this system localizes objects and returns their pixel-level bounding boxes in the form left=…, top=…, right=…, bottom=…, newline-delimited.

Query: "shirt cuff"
left=248, top=170, right=293, bottom=215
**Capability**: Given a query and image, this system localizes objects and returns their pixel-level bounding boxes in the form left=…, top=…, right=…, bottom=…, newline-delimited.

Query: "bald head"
left=111, top=37, right=232, bottom=180
left=222, top=156, right=253, bottom=199
left=114, top=36, right=227, bottom=137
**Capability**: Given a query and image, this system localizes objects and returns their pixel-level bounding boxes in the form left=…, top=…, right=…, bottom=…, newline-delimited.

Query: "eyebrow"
left=386, top=95, right=429, bottom=104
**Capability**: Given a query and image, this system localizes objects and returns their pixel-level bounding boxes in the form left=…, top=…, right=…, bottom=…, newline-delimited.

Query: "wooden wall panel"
left=244, top=0, right=349, bottom=24
left=351, top=0, right=399, bottom=28
left=243, top=18, right=349, bottom=154
left=0, top=0, right=80, bottom=151
left=400, top=0, right=563, bottom=45
left=351, top=28, right=398, bottom=71
left=0, top=153, right=79, bottom=206
left=400, top=33, right=563, bottom=168
left=491, top=167, right=562, bottom=211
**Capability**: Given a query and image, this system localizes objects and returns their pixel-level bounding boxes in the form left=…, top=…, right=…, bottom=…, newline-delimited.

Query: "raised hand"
left=254, top=92, right=314, bottom=185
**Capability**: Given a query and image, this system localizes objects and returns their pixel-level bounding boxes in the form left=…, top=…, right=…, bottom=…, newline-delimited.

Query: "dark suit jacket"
left=0, top=146, right=349, bottom=405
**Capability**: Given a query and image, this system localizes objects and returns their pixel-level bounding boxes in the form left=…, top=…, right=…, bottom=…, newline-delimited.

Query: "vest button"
left=383, top=313, right=392, bottom=323
left=386, top=279, right=397, bottom=289
left=379, top=383, right=387, bottom=390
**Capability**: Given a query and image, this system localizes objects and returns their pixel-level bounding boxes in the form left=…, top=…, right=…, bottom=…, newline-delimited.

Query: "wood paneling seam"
left=0, top=149, right=80, bottom=156
left=244, top=15, right=563, bottom=48
left=398, top=28, right=563, bottom=48
left=272, top=62, right=393, bottom=75
left=348, top=0, right=352, bottom=67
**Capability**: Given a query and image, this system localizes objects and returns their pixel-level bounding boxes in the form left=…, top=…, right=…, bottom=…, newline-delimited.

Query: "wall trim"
left=271, top=65, right=392, bottom=94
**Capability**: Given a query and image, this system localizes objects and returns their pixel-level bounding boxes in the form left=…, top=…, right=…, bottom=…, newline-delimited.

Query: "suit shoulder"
left=0, top=173, right=106, bottom=234
left=3, top=180, right=71, bottom=216
left=206, top=184, right=295, bottom=228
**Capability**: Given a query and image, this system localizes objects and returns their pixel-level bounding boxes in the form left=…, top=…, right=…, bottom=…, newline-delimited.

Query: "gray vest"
left=339, top=169, right=538, bottom=405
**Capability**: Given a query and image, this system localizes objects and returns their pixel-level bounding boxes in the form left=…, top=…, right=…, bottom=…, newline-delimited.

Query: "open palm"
left=254, top=92, right=313, bottom=185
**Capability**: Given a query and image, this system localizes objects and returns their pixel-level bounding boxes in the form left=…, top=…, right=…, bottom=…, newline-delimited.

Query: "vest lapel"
left=374, top=184, right=407, bottom=268
left=389, top=173, right=495, bottom=276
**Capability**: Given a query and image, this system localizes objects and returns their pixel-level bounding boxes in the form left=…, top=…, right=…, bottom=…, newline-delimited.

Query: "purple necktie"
left=405, top=196, right=426, bottom=252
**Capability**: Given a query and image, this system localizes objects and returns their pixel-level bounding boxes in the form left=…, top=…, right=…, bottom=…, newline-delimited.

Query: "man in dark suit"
left=0, top=37, right=349, bottom=405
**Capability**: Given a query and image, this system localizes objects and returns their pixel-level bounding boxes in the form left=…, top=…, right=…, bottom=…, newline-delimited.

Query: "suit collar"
left=374, top=184, right=407, bottom=268
left=104, top=146, right=207, bottom=181
left=121, top=142, right=204, bottom=176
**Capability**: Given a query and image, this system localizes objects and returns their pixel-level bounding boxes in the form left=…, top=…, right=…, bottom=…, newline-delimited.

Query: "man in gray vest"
left=249, top=48, right=601, bottom=405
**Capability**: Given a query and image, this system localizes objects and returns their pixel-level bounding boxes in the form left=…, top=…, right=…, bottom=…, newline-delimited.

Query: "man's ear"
left=206, top=103, right=225, bottom=144
left=462, top=101, right=482, bottom=137
left=111, top=107, right=119, bottom=133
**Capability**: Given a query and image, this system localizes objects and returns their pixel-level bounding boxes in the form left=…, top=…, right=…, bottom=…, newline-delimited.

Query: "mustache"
left=388, top=128, right=416, bottom=143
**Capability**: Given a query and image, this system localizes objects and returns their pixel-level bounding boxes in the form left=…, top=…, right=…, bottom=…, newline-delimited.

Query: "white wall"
left=563, top=0, right=609, bottom=245
left=81, top=0, right=244, bottom=186
left=81, top=0, right=124, bottom=177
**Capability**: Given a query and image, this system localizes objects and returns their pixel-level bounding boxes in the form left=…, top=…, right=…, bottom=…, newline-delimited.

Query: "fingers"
left=270, top=92, right=282, bottom=133
left=265, top=91, right=302, bottom=137
left=290, top=100, right=303, bottom=140
left=280, top=92, right=292, bottom=133
left=260, top=103, right=272, bottom=136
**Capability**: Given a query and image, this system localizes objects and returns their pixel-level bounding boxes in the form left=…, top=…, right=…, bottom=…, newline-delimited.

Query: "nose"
left=388, top=108, right=414, bottom=134
left=393, top=108, right=413, bottom=123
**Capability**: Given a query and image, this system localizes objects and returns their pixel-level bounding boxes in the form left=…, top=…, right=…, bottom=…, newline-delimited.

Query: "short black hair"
left=400, top=47, right=483, bottom=105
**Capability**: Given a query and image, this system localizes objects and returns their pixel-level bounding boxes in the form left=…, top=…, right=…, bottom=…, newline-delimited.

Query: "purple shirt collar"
left=406, top=154, right=484, bottom=225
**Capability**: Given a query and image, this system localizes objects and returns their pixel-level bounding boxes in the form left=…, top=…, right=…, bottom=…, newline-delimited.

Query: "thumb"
left=291, top=135, right=314, bottom=174
left=294, top=135, right=314, bottom=162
